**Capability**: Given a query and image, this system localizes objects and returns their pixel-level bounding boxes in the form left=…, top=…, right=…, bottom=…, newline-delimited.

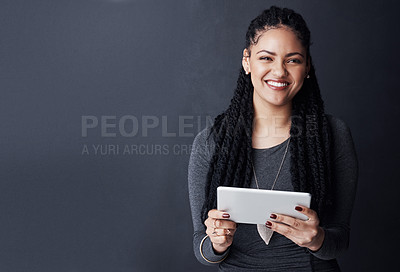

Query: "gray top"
left=188, top=114, right=358, bottom=271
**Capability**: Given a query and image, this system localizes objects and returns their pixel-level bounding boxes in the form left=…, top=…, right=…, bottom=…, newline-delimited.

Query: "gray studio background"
left=1, top=0, right=398, bottom=271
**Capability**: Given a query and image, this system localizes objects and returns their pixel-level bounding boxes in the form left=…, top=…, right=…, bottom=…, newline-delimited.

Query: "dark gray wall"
left=1, top=0, right=398, bottom=271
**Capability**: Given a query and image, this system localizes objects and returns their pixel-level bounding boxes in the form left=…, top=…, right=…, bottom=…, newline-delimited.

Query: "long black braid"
left=201, top=6, right=334, bottom=226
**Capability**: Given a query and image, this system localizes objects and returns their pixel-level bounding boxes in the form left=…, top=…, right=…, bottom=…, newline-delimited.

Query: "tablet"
left=217, top=186, right=311, bottom=224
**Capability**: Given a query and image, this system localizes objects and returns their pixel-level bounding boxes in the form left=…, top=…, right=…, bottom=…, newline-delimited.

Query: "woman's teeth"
left=267, top=81, right=289, bottom=87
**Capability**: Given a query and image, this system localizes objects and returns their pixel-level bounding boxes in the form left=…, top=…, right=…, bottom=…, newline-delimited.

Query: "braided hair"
left=201, top=6, right=334, bottom=226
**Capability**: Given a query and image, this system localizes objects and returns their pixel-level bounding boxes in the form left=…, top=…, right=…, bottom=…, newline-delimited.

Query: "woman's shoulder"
left=193, top=126, right=214, bottom=147
left=324, top=113, right=357, bottom=160
left=324, top=113, right=354, bottom=143
left=325, top=113, right=351, bottom=132
left=191, top=126, right=216, bottom=160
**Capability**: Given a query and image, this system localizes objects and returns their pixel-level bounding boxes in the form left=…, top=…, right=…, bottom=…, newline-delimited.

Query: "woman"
left=188, top=6, right=358, bottom=272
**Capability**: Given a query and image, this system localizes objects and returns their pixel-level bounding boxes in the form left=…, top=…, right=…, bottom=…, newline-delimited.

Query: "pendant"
left=257, top=224, right=274, bottom=245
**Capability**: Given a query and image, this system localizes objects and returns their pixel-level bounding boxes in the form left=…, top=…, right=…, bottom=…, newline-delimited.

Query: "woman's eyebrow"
left=256, top=49, right=304, bottom=58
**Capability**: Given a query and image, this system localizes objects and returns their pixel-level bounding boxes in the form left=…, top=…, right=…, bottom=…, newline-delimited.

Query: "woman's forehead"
left=251, top=27, right=305, bottom=54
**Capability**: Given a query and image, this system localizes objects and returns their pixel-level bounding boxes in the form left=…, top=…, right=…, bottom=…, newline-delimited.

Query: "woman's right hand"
left=204, top=209, right=237, bottom=254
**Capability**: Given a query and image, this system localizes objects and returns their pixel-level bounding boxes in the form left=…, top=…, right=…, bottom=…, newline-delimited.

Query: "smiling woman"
left=188, top=5, right=358, bottom=272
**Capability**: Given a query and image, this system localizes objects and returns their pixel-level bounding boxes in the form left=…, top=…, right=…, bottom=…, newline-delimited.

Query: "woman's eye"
left=260, top=56, right=272, bottom=61
left=288, top=59, right=301, bottom=64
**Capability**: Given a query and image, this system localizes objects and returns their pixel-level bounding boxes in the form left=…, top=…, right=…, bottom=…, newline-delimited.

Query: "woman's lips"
left=265, top=80, right=291, bottom=90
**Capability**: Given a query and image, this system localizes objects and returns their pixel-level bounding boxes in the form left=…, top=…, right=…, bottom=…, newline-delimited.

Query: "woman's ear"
left=242, top=48, right=250, bottom=74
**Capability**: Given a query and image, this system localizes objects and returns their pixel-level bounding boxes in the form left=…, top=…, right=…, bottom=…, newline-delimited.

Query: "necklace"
left=251, top=136, right=291, bottom=245
left=250, top=136, right=291, bottom=190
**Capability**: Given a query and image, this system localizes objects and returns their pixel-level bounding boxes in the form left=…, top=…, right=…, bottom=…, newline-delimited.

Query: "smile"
left=265, top=80, right=291, bottom=90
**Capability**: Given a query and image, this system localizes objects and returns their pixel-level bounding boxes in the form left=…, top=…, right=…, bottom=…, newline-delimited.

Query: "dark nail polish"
left=265, top=221, right=272, bottom=228
left=270, top=214, right=277, bottom=219
left=295, top=206, right=303, bottom=212
left=222, top=213, right=230, bottom=218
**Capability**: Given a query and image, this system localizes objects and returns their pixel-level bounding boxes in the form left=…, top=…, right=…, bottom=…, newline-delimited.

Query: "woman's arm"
left=307, top=114, right=359, bottom=260
left=188, top=128, right=230, bottom=265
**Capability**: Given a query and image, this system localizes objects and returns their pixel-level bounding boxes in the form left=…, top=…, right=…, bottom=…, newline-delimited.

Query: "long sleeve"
left=308, top=114, right=359, bottom=260
left=188, top=127, right=230, bottom=266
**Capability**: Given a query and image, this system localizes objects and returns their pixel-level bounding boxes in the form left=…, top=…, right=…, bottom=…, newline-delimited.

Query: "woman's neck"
left=252, top=95, right=292, bottom=139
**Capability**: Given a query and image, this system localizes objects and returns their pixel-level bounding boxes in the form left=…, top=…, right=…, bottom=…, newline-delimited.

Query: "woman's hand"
left=266, top=205, right=325, bottom=251
left=204, top=209, right=237, bottom=254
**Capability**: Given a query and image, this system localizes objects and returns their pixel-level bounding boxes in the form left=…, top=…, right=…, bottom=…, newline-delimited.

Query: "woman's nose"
left=271, top=61, right=288, bottom=77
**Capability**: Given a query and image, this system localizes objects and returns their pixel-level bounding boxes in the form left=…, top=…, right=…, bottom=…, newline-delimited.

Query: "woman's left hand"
left=266, top=205, right=325, bottom=252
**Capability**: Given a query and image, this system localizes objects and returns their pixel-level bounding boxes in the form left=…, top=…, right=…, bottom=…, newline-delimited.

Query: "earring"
left=306, top=74, right=310, bottom=79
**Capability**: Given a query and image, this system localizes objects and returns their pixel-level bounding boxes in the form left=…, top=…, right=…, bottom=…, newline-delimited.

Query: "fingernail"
left=295, top=206, right=303, bottom=211
left=222, top=213, right=230, bottom=218
left=265, top=221, right=272, bottom=228
left=270, top=214, right=277, bottom=219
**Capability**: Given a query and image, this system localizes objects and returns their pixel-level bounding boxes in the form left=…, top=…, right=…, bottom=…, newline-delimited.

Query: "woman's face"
left=242, top=27, right=310, bottom=108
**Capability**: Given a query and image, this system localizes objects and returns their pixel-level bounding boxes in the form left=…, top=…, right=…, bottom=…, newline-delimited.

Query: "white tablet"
left=217, top=186, right=311, bottom=224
